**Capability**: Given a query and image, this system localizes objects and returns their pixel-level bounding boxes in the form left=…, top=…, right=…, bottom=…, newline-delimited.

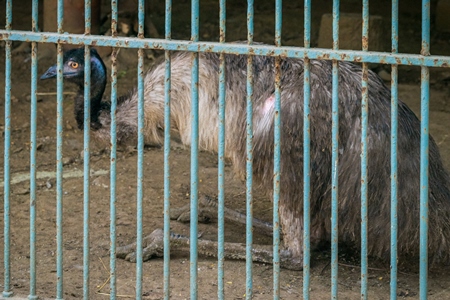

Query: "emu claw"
left=116, top=228, right=165, bottom=262
left=169, top=203, right=192, bottom=222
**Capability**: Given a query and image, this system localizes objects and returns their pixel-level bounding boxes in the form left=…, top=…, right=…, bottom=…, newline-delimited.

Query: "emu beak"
left=40, top=65, right=57, bottom=80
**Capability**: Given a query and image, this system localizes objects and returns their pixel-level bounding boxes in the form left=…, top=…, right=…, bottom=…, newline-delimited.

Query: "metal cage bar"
left=390, top=1, right=399, bottom=299
left=108, top=6, right=119, bottom=300
left=217, top=0, right=226, bottom=299
left=82, top=45, right=92, bottom=300
left=109, top=1, right=119, bottom=299
left=3, top=0, right=13, bottom=297
left=303, top=0, right=312, bottom=299
left=360, top=0, right=370, bottom=299
left=28, top=0, right=39, bottom=299
left=331, top=1, right=340, bottom=299
left=245, top=1, right=255, bottom=299
left=163, top=1, right=172, bottom=299
left=420, top=2, right=431, bottom=300
left=135, top=2, right=146, bottom=299
left=82, top=2, right=93, bottom=299
left=2, top=31, right=450, bottom=67
left=273, top=0, right=282, bottom=299
left=56, top=0, right=65, bottom=298
left=190, top=1, right=200, bottom=299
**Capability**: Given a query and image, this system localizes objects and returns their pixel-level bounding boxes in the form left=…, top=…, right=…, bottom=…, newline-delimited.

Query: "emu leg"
left=171, top=195, right=274, bottom=236
left=116, top=228, right=302, bottom=270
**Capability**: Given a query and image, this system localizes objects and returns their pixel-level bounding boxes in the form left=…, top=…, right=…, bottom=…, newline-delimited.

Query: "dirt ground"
left=1, top=0, right=450, bottom=299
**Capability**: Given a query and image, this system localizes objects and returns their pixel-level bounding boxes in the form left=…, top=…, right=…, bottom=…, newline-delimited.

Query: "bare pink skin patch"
left=261, top=94, right=275, bottom=115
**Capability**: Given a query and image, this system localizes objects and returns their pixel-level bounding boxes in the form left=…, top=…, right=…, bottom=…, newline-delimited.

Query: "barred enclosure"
left=1, top=0, right=450, bottom=299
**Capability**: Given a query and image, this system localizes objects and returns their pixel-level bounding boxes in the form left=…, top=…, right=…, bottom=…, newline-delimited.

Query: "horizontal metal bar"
left=1, top=31, right=449, bottom=67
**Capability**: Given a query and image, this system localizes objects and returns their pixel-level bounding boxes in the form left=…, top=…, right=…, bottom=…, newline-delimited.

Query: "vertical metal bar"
left=360, top=74, right=369, bottom=300
left=135, top=50, right=145, bottom=300
left=303, top=0, right=311, bottom=299
left=246, top=1, right=254, bottom=299
left=163, top=1, right=172, bottom=299
left=109, top=1, right=119, bottom=299
left=390, top=1, right=399, bottom=299
left=3, top=0, right=13, bottom=297
left=135, top=51, right=145, bottom=300
left=217, top=0, right=226, bottom=299
left=28, top=0, right=39, bottom=299
left=419, top=70, right=430, bottom=300
left=82, top=47, right=91, bottom=300
left=331, top=1, right=340, bottom=299
left=82, top=2, right=92, bottom=299
left=303, top=0, right=311, bottom=49
left=420, top=1, right=430, bottom=299
left=361, top=1, right=369, bottom=299
left=273, top=1, right=282, bottom=300
left=136, top=1, right=145, bottom=299
left=56, top=0, right=65, bottom=298
left=190, top=0, right=200, bottom=298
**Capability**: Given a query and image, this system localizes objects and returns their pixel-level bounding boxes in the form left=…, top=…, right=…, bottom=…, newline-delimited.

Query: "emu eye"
left=69, top=61, right=79, bottom=69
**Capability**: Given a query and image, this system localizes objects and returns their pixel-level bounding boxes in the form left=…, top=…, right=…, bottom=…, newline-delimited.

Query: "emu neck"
left=74, top=72, right=107, bottom=130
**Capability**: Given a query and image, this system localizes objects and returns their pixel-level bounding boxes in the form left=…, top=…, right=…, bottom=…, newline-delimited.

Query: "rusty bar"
left=56, top=0, right=65, bottom=298
left=273, top=0, right=282, bottom=299
left=246, top=0, right=255, bottom=299
left=2, top=32, right=450, bottom=67
left=360, top=0, right=370, bottom=298
left=303, top=0, right=312, bottom=298
left=136, top=1, right=146, bottom=299
left=82, top=1, right=92, bottom=299
left=217, top=0, right=226, bottom=299
left=190, top=0, right=200, bottom=298
left=109, top=0, right=118, bottom=298
left=390, top=1, right=399, bottom=299
left=3, top=0, right=13, bottom=297
left=28, top=0, right=39, bottom=298
left=420, top=1, right=431, bottom=299
left=331, top=1, right=340, bottom=299
left=163, top=0, right=172, bottom=299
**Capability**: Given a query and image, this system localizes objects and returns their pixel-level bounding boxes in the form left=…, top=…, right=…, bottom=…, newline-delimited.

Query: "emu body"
left=41, top=48, right=450, bottom=268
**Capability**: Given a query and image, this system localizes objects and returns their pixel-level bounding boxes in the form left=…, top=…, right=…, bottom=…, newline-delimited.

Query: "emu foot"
left=116, top=229, right=165, bottom=262
left=170, top=198, right=213, bottom=224
left=171, top=195, right=273, bottom=236
left=116, top=229, right=193, bottom=262
left=280, top=250, right=303, bottom=271
left=116, top=228, right=302, bottom=271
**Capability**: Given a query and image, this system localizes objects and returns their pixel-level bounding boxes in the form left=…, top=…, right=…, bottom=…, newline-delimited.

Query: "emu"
left=41, top=47, right=450, bottom=270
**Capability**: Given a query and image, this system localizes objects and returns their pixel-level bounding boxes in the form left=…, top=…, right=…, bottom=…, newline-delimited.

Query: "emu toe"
left=116, top=229, right=165, bottom=262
